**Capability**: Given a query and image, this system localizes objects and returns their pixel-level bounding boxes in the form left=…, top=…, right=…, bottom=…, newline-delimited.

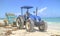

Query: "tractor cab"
left=21, top=6, right=33, bottom=19
left=21, top=6, right=33, bottom=15
left=20, top=6, right=41, bottom=22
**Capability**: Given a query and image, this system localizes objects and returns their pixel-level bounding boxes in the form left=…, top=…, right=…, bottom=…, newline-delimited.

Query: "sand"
left=10, top=22, right=60, bottom=36
left=0, top=20, right=60, bottom=36
left=9, top=28, right=60, bottom=36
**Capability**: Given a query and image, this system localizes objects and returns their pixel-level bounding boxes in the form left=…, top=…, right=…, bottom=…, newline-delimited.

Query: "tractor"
left=16, top=6, right=47, bottom=32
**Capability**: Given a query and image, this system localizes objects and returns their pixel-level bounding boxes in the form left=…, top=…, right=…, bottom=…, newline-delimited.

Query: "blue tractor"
left=16, top=6, right=47, bottom=32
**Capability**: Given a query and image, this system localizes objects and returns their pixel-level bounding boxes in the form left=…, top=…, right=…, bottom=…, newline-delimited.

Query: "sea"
left=42, top=17, right=60, bottom=22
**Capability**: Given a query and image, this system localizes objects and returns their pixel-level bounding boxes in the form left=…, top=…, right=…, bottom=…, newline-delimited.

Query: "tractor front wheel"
left=38, top=21, right=47, bottom=31
left=16, top=17, right=24, bottom=29
left=26, top=18, right=34, bottom=32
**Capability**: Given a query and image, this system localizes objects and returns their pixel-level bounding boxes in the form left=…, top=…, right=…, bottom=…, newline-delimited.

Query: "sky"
left=0, top=0, right=60, bottom=18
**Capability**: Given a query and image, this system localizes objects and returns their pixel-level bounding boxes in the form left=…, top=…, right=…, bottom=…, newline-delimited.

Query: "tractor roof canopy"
left=21, top=6, right=33, bottom=9
left=20, top=6, right=33, bottom=15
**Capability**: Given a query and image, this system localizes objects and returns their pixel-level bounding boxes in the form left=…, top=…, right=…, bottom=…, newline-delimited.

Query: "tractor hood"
left=29, top=14, right=41, bottom=21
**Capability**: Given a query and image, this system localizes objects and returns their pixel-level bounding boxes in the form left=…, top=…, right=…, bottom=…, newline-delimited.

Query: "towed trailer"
left=4, top=13, right=17, bottom=26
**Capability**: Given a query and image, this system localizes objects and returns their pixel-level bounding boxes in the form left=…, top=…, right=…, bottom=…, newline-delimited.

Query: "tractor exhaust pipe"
left=36, top=7, right=38, bottom=16
left=21, top=8, right=23, bottom=15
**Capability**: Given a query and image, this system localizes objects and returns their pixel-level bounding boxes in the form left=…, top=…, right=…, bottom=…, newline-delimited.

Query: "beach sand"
left=0, top=20, right=60, bottom=36
left=10, top=22, right=60, bottom=36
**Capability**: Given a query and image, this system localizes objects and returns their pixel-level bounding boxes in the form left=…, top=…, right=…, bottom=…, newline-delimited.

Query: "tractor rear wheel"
left=26, top=18, right=34, bottom=32
left=16, top=17, right=24, bottom=29
left=38, top=21, right=47, bottom=31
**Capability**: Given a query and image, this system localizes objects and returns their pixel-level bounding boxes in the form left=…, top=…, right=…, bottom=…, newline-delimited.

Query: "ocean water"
left=42, top=17, right=60, bottom=22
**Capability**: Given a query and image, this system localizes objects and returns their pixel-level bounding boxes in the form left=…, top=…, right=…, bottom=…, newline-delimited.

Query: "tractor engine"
left=24, top=12, right=41, bottom=26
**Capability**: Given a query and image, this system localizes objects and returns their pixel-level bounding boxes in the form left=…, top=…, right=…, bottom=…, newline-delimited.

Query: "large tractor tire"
left=16, top=16, right=24, bottom=29
left=25, top=18, right=34, bottom=32
left=38, top=20, right=47, bottom=31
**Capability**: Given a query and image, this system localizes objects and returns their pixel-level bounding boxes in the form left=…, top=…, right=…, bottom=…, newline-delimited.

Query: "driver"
left=24, top=12, right=30, bottom=20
